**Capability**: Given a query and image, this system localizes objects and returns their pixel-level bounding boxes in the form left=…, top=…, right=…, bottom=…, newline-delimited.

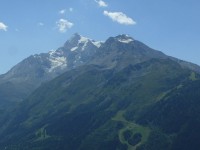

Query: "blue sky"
left=0, top=0, right=200, bottom=74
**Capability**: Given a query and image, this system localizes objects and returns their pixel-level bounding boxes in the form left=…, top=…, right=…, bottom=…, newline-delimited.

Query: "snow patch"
left=33, top=54, right=41, bottom=59
left=77, top=35, right=102, bottom=49
left=48, top=50, right=67, bottom=72
left=71, top=46, right=78, bottom=51
left=92, top=41, right=103, bottom=48
left=82, top=40, right=89, bottom=51
left=79, top=36, right=89, bottom=44
left=70, top=34, right=102, bottom=51
left=118, top=38, right=133, bottom=43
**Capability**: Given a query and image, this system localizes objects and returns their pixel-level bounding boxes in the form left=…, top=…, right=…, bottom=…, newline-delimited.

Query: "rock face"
left=89, top=34, right=167, bottom=70
left=0, top=33, right=199, bottom=109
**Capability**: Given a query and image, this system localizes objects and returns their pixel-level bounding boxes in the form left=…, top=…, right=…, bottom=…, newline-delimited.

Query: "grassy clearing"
left=112, top=111, right=150, bottom=150
left=35, top=125, right=50, bottom=141
left=189, top=72, right=197, bottom=81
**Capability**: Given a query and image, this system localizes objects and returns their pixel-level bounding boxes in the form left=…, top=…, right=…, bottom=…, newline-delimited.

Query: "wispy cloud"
left=95, top=0, right=108, bottom=7
left=37, top=22, right=44, bottom=26
left=56, top=19, right=74, bottom=33
left=69, top=7, right=73, bottom=12
left=0, top=22, right=8, bottom=31
left=103, top=11, right=136, bottom=25
left=15, top=28, right=20, bottom=32
left=59, top=9, right=66, bottom=14
left=59, top=8, right=73, bottom=14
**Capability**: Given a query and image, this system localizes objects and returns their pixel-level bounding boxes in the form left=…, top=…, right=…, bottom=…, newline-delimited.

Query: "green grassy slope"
left=0, top=58, right=197, bottom=150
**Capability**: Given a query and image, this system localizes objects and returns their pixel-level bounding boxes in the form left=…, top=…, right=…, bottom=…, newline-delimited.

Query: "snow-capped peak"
left=115, top=34, right=134, bottom=44
left=69, top=33, right=102, bottom=51
left=70, top=35, right=89, bottom=51
left=78, top=35, right=103, bottom=48
left=79, top=35, right=89, bottom=44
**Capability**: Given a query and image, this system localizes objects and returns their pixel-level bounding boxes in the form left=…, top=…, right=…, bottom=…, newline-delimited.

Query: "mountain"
left=0, top=58, right=199, bottom=150
left=0, top=33, right=199, bottom=110
left=0, top=34, right=200, bottom=149
left=89, top=34, right=167, bottom=69
left=0, top=33, right=101, bottom=109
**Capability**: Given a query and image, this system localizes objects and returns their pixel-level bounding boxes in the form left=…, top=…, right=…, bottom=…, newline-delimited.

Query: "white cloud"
left=56, top=19, right=74, bottom=33
left=37, top=22, right=44, bottom=26
left=59, top=9, right=66, bottom=14
left=103, top=11, right=136, bottom=25
left=95, top=0, right=108, bottom=7
left=0, top=22, right=8, bottom=31
left=69, top=7, right=73, bottom=12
